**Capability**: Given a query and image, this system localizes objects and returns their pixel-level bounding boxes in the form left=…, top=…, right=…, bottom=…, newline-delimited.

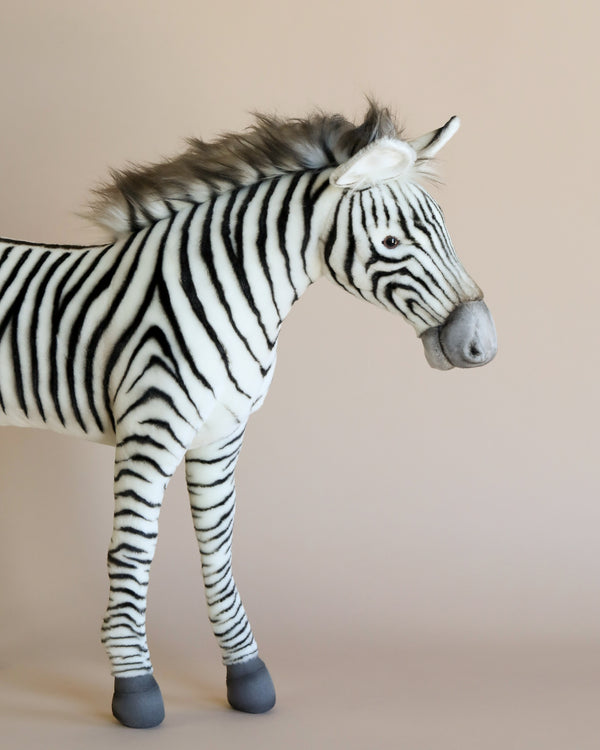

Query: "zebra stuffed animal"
left=0, top=104, right=496, bottom=727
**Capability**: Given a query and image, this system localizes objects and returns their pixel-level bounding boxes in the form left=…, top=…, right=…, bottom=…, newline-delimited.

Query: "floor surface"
left=2, top=633, right=600, bottom=749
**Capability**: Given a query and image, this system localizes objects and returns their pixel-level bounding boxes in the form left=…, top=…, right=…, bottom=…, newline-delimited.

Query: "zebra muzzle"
left=420, top=300, right=497, bottom=370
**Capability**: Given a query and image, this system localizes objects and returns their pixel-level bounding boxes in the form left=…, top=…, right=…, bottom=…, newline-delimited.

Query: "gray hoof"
left=112, top=673, right=165, bottom=728
left=226, top=656, right=276, bottom=713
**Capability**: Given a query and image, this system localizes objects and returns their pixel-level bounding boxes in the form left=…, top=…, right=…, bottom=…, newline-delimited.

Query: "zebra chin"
left=420, top=300, right=497, bottom=370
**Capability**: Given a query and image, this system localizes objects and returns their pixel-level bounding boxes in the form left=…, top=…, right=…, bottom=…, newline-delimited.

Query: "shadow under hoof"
left=226, top=656, right=276, bottom=713
left=112, top=673, right=165, bottom=728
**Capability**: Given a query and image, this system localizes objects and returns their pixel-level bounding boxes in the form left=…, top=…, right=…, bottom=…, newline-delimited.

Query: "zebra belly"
left=0, top=334, right=114, bottom=444
left=0, top=405, right=116, bottom=445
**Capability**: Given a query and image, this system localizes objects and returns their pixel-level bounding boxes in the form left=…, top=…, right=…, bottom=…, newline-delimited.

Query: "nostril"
left=468, top=342, right=481, bottom=359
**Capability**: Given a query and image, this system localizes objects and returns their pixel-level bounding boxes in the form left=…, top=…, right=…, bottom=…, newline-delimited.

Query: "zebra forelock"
left=88, top=102, right=405, bottom=239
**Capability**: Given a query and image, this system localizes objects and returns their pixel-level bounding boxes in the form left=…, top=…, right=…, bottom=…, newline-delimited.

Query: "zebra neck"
left=186, top=170, right=335, bottom=343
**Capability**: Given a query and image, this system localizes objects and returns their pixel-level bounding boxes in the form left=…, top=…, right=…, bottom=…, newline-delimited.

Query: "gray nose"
left=440, top=300, right=497, bottom=368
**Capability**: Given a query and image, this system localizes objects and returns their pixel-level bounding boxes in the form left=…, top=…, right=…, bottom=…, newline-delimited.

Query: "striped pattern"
left=323, top=182, right=480, bottom=335
left=0, top=124, right=483, bottom=681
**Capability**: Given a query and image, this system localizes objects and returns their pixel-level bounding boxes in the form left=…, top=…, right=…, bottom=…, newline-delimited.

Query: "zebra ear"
left=408, top=116, right=460, bottom=159
left=330, top=138, right=416, bottom=188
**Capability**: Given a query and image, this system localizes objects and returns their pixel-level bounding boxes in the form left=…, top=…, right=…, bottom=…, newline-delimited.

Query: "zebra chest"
left=108, top=332, right=278, bottom=452
left=187, top=401, right=249, bottom=450
left=187, top=351, right=276, bottom=450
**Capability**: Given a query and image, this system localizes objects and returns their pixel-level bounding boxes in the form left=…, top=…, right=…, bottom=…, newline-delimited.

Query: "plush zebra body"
left=0, top=105, right=496, bottom=727
left=0, top=172, right=328, bottom=438
left=0, top=171, right=329, bottom=680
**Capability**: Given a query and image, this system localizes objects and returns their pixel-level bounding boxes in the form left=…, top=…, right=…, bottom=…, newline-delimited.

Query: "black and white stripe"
left=1, top=108, right=488, bottom=724
left=0, top=171, right=334, bottom=675
left=323, top=182, right=480, bottom=333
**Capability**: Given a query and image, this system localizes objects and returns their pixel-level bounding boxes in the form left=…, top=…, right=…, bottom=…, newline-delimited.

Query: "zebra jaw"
left=421, top=326, right=455, bottom=370
left=421, top=300, right=497, bottom=370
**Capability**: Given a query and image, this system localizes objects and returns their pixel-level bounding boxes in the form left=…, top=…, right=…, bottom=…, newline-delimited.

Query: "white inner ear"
left=330, top=138, right=416, bottom=188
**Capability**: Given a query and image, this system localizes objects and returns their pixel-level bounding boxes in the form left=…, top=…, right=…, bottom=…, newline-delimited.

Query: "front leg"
left=103, top=430, right=188, bottom=728
left=185, top=428, right=276, bottom=713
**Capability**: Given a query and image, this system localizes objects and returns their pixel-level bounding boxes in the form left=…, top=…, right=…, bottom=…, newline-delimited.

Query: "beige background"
left=1, top=1, right=599, bottom=748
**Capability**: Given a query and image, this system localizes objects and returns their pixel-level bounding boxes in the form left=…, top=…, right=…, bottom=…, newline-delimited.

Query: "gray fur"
left=438, top=300, right=497, bottom=368
left=421, top=301, right=497, bottom=369
left=89, top=102, right=402, bottom=237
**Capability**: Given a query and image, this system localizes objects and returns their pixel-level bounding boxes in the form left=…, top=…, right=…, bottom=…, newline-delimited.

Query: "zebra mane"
left=89, top=102, right=403, bottom=238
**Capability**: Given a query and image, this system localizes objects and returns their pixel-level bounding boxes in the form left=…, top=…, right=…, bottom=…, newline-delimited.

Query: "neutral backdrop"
left=1, top=1, right=599, bottom=748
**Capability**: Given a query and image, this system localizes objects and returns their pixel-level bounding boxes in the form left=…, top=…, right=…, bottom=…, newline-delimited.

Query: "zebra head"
left=323, top=117, right=497, bottom=370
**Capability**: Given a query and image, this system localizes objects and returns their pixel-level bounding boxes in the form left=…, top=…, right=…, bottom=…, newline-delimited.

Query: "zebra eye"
left=382, top=235, right=400, bottom=250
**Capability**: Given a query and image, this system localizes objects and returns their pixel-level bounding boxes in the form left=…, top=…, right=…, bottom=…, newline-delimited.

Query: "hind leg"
left=185, top=429, right=276, bottom=713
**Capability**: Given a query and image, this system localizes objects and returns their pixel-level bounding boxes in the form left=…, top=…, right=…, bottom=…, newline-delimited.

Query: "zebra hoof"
left=112, top=673, right=165, bottom=728
left=226, top=657, right=276, bottom=713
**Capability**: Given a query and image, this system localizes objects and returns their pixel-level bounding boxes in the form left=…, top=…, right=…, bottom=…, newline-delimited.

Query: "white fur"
left=409, top=116, right=460, bottom=159
left=329, top=138, right=417, bottom=189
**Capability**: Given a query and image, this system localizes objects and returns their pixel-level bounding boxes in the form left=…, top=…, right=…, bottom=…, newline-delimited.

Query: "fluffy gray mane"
left=89, top=103, right=401, bottom=238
